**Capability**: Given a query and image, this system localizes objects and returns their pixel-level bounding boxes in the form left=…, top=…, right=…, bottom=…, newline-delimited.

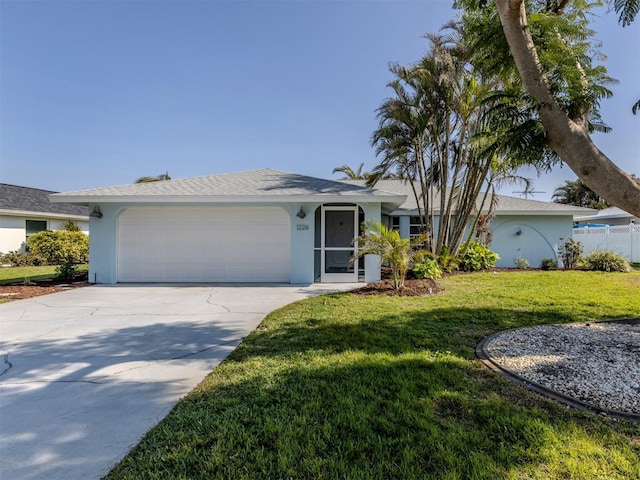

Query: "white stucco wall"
left=0, top=214, right=89, bottom=254
left=0, top=215, right=26, bottom=253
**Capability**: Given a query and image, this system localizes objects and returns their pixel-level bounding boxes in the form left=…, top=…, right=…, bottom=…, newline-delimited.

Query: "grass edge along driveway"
left=106, top=271, right=640, bottom=480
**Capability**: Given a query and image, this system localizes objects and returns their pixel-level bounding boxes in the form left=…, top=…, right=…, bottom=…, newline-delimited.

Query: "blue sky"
left=1, top=0, right=638, bottom=201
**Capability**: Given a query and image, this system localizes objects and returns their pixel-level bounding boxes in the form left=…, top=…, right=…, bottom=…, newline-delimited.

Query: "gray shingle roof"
left=574, top=206, right=638, bottom=222
left=51, top=169, right=404, bottom=205
left=340, top=179, right=595, bottom=215
left=0, top=184, right=89, bottom=217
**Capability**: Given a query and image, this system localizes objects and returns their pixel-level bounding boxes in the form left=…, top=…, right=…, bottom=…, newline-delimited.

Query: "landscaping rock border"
left=476, top=319, right=640, bottom=424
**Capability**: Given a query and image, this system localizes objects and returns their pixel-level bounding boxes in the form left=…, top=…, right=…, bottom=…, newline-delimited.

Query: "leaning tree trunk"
left=494, top=0, right=640, bottom=217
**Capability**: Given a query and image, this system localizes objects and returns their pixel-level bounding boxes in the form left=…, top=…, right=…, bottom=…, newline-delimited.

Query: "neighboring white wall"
left=0, top=215, right=27, bottom=253
left=573, top=225, right=640, bottom=262
left=490, top=215, right=572, bottom=268
left=0, top=214, right=89, bottom=254
left=50, top=219, right=89, bottom=234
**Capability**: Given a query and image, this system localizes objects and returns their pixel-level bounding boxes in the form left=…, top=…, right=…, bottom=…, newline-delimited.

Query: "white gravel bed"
left=485, top=321, right=640, bottom=415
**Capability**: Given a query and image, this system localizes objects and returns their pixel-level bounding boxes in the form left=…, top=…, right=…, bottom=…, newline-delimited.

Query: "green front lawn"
left=0, top=265, right=60, bottom=284
left=0, top=265, right=88, bottom=285
left=107, top=271, right=640, bottom=479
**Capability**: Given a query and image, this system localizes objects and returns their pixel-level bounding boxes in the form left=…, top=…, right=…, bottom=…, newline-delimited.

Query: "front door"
left=321, top=206, right=358, bottom=282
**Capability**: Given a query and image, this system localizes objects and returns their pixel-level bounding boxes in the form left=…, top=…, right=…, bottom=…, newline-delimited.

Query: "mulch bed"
left=351, top=277, right=440, bottom=296
left=351, top=268, right=441, bottom=297
left=0, top=273, right=90, bottom=300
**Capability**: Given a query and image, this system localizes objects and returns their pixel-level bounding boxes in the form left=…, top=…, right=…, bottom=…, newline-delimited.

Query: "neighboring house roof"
left=574, top=206, right=639, bottom=223
left=340, top=179, right=595, bottom=216
left=0, top=183, right=89, bottom=219
left=50, top=168, right=407, bottom=211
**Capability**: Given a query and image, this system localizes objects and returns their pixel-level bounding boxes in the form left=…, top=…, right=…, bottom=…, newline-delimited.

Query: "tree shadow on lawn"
left=106, top=305, right=640, bottom=479
left=237, top=305, right=583, bottom=360
left=108, top=355, right=640, bottom=480
left=0, top=319, right=244, bottom=480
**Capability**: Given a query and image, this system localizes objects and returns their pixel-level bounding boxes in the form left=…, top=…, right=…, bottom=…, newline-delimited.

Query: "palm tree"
left=370, top=26, right=522, bottom=257
left=552, top=179, right=610, bottom=209
left=615, top=0, right=639, bottom=26
left=354, top=220, right=426, bottom=289
left=370, top=61, right=434, bottom=247
left=332, top=163, right=368, bottom=180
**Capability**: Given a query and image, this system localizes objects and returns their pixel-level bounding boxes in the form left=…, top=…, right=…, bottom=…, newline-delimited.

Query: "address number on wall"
left=296, top=224, right=309, bottom=231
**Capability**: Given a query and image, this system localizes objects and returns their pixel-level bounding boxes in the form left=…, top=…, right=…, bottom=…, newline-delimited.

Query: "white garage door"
left=117, top=207, right=290, bottom=282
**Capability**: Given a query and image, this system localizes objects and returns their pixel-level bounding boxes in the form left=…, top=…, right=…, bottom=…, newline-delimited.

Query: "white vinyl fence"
left=573, top=224, right=640, bottom=262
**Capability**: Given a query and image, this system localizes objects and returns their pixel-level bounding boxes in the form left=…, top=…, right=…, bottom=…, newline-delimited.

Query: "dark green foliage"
left=615, top=0, right=639, bottom=26
left=458, top=0, right=615, bottom=160
left=62, top=220, right=81, bottom=232
left=457, top=242, right=499, bottom=271
left=0, top=250, right=47, bottom=267
left=540, top=257, right=557, bottom=270
left=135, top=172, right=171, bottom=183
left=436, top=245, right=459, bottom=273
left=583, top=250, right=631, bottom=272
left=55, top=263, right=79, bottom=280
left=552, top=179, right=611, bottom=209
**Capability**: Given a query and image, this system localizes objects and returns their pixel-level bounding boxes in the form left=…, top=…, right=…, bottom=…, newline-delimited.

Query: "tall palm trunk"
left=494, top=0, right=640, bottom=216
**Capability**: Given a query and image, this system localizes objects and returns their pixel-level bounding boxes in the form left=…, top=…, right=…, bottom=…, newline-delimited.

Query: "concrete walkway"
left=0, top=283, right=358, bottom=480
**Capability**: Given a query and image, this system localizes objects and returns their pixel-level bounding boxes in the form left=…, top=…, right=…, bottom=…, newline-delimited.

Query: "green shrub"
left=557, top=238, right=582, bottom=270
left=540, top=257, right=557, bottom=270
left=583, top=251, right=631, bottom=272
left=55, top=263, right=79, bottom=280
left=513, top=256, right=529, bottom=269
left=413, top=258, right=442, bottom=279
left=0, top=250, right=47, bottom=267
left=437, top=246, right=459, bottom=273
left=457, top=242, right=499, bottom=271
left=28, top=231, right=89, bottom=279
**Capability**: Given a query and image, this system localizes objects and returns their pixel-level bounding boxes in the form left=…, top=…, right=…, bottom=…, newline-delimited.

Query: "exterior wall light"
left=90, top=206, right=103, bottom=219
left=516, top=228, right=523, bottom=236
left=296, top=207, right=306, bottom=219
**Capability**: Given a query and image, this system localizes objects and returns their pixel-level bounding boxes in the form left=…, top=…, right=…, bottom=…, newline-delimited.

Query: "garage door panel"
left=117, top=207, right=290, bottom=282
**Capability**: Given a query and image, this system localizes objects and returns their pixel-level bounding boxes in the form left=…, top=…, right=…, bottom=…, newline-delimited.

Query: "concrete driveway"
left=0, top=283, right=358, bottom=480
